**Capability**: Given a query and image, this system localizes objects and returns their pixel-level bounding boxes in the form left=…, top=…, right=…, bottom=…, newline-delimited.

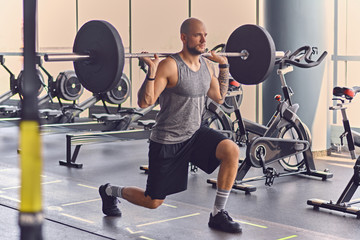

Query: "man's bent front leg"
left=215, top=139, right=239, bottom=190
left=209, top=139, right=242, bottom=233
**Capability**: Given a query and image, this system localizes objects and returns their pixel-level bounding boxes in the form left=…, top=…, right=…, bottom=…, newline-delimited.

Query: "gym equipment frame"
left=307, top=86, right=360, bottom=218
left=59, top=103, right=157, bottom=168
left=204, top=46, right=332, bottom=193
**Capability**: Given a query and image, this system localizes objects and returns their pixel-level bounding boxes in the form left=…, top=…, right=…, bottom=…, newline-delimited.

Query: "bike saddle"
left=333, top=87, right=355, bottom=100
left=333, top=86, right=360, bottom=100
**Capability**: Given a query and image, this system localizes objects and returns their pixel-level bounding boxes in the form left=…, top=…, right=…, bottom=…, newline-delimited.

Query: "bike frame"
left=205, top=47, right=332, bottom=192
left=206, top=65, right=306, bottom=145
left=307, top=92, right=360, bottom=218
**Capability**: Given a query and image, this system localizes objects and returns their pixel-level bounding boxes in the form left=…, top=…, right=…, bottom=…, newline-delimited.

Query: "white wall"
left=0, top=0, right=23, bottom=98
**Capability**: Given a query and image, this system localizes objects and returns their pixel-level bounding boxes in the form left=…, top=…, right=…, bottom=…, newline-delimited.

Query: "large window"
left=333, top=0, right=360, bottom=125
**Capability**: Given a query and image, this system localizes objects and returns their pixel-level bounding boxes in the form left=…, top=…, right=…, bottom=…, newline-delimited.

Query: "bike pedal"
left=265, top=167, right=277, bottom=186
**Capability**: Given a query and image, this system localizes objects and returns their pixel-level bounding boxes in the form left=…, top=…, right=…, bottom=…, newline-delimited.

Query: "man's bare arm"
left=218, top=66, right=229, bottom=100
left=206, top=52, right=229, bottom=104
left=137, top=57, right=170, bottom=108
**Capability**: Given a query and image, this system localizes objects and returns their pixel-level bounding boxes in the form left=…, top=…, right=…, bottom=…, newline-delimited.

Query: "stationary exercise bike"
left=204, top=45, right=333, bottom=193
left=45, top=71, right=131, bottom=125
left=0, top=55, right=44, bottom=117
left=35, top=56, right=86, bottom=123
left=307, top=86, right=360, bottom=218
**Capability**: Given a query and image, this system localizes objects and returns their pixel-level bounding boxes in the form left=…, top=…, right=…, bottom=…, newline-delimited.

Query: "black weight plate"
left=73, top=20, right=125, bottom=93
left=104, top=73, right=130, bottom=105
left=17, top=69, right=44, bottom=96
left=56, top=70, right=84, bottom=101
left=226, top=24, right=276, bottom=85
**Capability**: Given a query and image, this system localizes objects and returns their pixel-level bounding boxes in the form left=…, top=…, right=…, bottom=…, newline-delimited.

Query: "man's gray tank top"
left=150, top=53, right=211, bottom=144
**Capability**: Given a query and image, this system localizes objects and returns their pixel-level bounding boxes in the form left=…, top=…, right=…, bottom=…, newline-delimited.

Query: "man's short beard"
left=187, top=45, right=203, bottom=56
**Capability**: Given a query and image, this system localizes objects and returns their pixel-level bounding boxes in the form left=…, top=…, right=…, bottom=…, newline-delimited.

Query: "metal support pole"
left=19, top=0, right=43, bottom=239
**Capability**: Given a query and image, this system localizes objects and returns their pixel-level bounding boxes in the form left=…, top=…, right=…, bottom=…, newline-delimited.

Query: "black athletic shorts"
left=145, top=126, right=228, bottom=200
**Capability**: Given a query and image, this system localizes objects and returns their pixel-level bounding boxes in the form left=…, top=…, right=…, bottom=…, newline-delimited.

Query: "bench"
left=59, top=129, right=151, bottom=168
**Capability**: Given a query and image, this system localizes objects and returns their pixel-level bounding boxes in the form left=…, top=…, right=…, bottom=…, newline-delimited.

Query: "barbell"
left=45, top=51, right=250, bottom=61
left=43, top=20, right=284, bottom=94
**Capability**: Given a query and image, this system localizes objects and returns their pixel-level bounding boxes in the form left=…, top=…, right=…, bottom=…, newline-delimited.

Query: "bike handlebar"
left=276, top=46, right=328, bottom=68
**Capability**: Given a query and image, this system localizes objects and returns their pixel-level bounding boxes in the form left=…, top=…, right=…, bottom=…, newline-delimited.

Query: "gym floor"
left=0, top=123, right=359, bottom=240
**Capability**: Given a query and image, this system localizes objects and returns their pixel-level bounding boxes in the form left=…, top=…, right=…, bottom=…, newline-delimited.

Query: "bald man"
left=99, top=18, right=242, bottom=234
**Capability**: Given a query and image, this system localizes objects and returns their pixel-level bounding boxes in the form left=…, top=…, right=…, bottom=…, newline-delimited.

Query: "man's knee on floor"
left=145, top=198, right=164, bottom=209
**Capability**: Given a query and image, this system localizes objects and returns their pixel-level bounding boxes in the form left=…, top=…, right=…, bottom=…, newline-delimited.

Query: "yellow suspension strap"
left=19, top=0, right=43, bottom=239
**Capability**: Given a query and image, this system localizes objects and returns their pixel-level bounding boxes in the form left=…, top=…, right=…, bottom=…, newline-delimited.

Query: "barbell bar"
left=44, top=51, right=250, bottom=61
left=42, top=20, right=281, bottom=94
left=44, top=51, right=286, bottom=62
